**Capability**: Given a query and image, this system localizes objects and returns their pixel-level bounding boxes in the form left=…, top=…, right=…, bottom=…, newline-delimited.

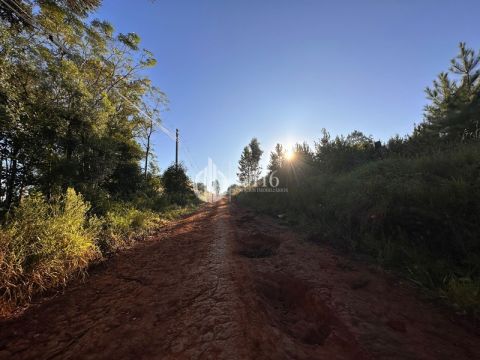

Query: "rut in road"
left=0, top=199, right=479, bottom=359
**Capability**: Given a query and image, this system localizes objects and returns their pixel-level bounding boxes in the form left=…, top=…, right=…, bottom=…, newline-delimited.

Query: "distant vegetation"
left=237, top=43, right=480, bottom=317
left=0, top=0, right=198, bottom=310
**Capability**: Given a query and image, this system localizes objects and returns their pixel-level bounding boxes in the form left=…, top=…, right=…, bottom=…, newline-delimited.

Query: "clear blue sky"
left=96, top=0, right=479, bottom=185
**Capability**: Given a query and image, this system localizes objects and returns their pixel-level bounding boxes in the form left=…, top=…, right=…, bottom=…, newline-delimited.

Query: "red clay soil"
left=0, top=199, right=479, bottom=359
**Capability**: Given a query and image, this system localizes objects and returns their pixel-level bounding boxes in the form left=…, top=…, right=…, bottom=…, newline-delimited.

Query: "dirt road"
left=0, top=199, right=479, bottom=359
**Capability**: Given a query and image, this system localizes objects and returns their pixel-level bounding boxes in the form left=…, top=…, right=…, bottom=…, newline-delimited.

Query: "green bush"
left=98, top=204, right=163, bottom=254
left=0, top=189, right=199, bottom=311
left=107, top=205, right=163, bottom=233
left=0, top=188, right=100, bottom=305
left=98, top=201, right=199, bottom=254
left=444, top=276, right=480, bottom=314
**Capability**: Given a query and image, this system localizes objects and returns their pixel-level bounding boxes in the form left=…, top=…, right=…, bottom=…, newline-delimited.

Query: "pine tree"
left=449, top=42, right=480, bottom=96
left=237, top=146, right=251, bottom=186
left=248, top=138, right=263, bottom=184
left=268, top=143, right=285, bottom=173
left=237, top=138, right=264, bottom=186
left=424, top=42, right=480, bottom=139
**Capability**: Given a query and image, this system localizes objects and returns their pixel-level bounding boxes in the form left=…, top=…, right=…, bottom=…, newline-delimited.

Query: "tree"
left=136, top=86, right=168, bottom=179
left=249, top=138, right=263, bottom=183
left=423, top=42, right=480, bottom=139
left=0, top=0, right=101, bottom=28
left=449, top=42, right=480, bottom=96
left=195, top=182, right=206, bottom=194
left=237, top=138, right=263, bottom=186
left=162, top=164, right=194, bottom=205
left=0, top=0, right=162, bottom=214
left=227, top=183, right=241, bottom=195
left=237, top=146, right=252, bottom=186
left=212, top=179, right=220, bottom=196
left=268, top=143, right=285, bottom=173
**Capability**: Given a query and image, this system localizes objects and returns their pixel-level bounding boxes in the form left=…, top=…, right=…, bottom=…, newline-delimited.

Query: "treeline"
left=236, top=43, right=480, bottom=317
left=0, top=0, right=197, bottom=309
left=1, top=0, right=163, bottom=214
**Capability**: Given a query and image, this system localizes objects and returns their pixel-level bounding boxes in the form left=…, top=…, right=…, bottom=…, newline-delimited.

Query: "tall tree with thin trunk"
left=237, top=146, right=251, bottom=186
left=268, top=143, right=285, bottom=173
left=237, top=138, right=263, bottom=186
left=249, top=138, right=263, bottom=184
left=137, top=87, right=167, bottom=179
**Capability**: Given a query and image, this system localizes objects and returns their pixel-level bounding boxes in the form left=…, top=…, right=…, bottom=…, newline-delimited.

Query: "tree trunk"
left=144, top=125, right=153, bottom=179
left=144, top=135, right=150, bottom=179
left=0, top=152, right=4, bottom=204
left=5, top=152, right=18, bottom=211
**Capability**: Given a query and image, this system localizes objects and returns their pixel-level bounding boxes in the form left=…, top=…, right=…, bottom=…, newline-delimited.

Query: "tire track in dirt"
left=0, top=199, right=479, bottom=359
left=0, top=202, right=249, bottom=359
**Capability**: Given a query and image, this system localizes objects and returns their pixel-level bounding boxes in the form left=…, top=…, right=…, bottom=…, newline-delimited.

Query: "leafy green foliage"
left=161, top=164, right=196, bottom=206
left=237, top=138, right=263, bottom=186
left=0, top=0, right=165, bottom=214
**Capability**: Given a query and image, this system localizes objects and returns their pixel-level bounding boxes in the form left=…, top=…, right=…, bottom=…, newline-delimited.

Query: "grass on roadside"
left=0, top=188, right=199, bottom=312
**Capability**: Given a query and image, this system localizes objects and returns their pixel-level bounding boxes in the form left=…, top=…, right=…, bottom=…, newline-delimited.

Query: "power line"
left=1, top=0, right=177, bottom=142
left=7, top=0, right=33, bottom=20
left=2, top=0, right=205, bottom=176
left=1, top=0, right=35, bottom=27
left=5, top=0, right=72, bottom=55
left=182, top=143, right=201, bottom=173
left=139, top=113, right=200, bottom=172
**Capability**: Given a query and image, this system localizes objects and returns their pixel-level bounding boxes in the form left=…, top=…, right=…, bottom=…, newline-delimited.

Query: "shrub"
left=444, top=276, right=480, bottom=316
left=0, top=188, right=100, bottom=305
left=99, top=204, right=165, bottom=254
left=162, top=164, right=197, bottom=205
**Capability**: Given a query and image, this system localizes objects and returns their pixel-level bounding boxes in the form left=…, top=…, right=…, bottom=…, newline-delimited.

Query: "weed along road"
left=0, top=199, right=479, bottom=360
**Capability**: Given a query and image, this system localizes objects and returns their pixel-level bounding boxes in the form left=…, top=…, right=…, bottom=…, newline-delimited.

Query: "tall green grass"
left=238, top=144, right=480, bottom=316
left=0, top=189, right=100, bottom=305
left=0, top=188, right=199, bottom=311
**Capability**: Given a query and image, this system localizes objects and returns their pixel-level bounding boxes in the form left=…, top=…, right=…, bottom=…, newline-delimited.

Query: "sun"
left=285, top=147, right=295, bottom=161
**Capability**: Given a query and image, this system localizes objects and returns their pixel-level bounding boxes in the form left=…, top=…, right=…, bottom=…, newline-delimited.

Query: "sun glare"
left=285, top=147, right=294, bottom=161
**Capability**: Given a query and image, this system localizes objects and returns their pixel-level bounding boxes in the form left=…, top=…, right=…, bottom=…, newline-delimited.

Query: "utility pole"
left=175, top=129, right=179, bottom=168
